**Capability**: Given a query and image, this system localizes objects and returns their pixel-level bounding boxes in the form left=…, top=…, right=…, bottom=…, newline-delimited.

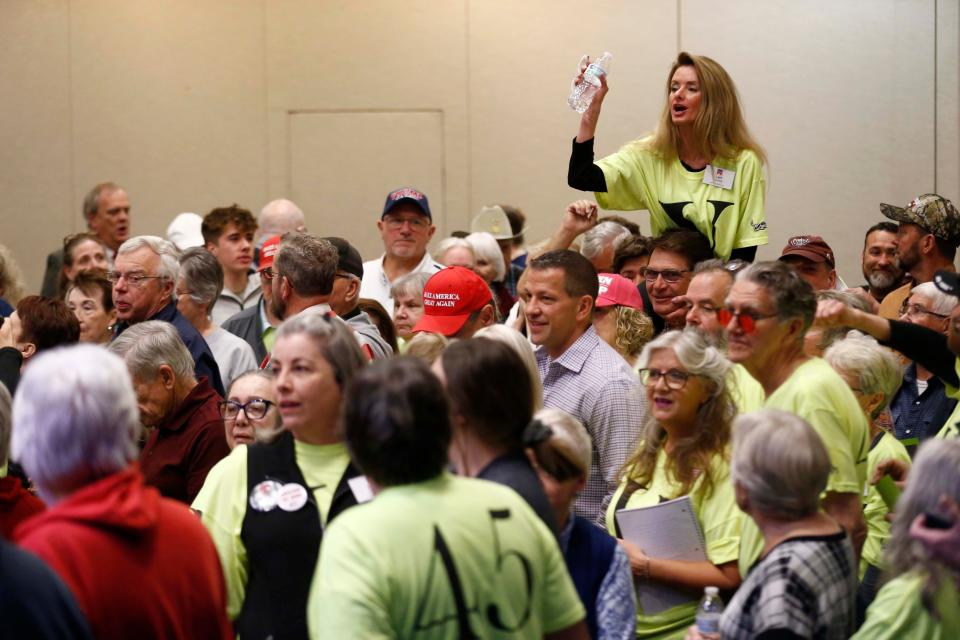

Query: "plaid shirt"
left=722, top=532, right=856, bottom=639
left=537, top=326, right=646, bottom=524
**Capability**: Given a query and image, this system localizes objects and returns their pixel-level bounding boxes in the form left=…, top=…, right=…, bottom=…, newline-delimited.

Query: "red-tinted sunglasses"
left=718, top=307, right=777, bottom=334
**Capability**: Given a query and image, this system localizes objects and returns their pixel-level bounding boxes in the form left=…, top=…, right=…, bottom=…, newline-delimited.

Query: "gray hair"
left=437, top=237, right=476, bottom=265
left=813, top=290, right=873, bottom=352
left=637, top=329, right=731, bottom=395
left=116, top=235, right=181, bottom=291
left=732, top=409, right=831, bottom=520
left=581, top=221, right=631, bottom=264
left=11, top=345, right=140, bottom=503
left=108, top=320, right=195, bottom=382
left=824, top=331, right=903, bottom=419
left=229, top=368, right=275, bottom=395
left=275, top=312, right=366, bottom=388
left=886, top=439, right=960, bottom=602
left=0, top=384, right=11, bottom=465
left=911, top=282, right=959, bottom=316
left=82, top=182, right=121, bottom=221
left=474, top=324, right=543, bottom=410
left=533, top=407, right=592, bottom=478
left=179, top=247, right=224, bottom=315
left=465, top=232, right=506, bottom=282
left=390, top=270, right=433, bottom=302
left=737, top=261, right=817, bottom=333
left=275, top=233, right=338, bottom=297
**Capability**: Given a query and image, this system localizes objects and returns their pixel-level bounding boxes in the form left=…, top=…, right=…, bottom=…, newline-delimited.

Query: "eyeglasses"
left=899, top=301, right=948, bottom=319
left=642, top=268, right=691, bottom=284
left=383, top=216, right=430, bottom=231
left=219, top=398, right=276, bottom=421
left=106, top=271, right=166, bottom=287
left=260, top=268, right=277, bottom=282
left=718, top=307, right=778, bottom=334
left=638, top=368, right=694, bottom=389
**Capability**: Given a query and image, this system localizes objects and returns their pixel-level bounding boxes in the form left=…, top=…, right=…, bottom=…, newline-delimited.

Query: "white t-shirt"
left=359, top=252, right=443, bottom=317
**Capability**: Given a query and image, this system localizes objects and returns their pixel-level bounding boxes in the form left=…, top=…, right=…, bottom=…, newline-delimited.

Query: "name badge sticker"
left=348, top=476, right=375, bottom=504
left=703, top=165, right=735, bottom=190
left=249, top=480, right=283, bottom=512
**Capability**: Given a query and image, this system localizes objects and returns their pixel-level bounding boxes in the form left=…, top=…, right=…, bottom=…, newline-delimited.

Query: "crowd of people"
left=0, top=50, right=959, bottom=640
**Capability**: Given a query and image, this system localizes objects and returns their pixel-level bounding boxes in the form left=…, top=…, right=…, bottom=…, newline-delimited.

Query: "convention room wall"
left=1, top=0, right=957, bottom=292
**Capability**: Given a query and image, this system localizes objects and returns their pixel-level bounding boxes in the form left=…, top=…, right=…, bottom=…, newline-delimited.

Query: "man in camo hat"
left=878, top=194, right=960, bottom=319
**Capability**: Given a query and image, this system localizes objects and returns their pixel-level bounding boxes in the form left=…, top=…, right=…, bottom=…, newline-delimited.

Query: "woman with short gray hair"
left=853, top=438, right=960, bottom=639
left=686, top=409, right=857, bottom=640
left=390, top=270, right=432, bottom=349
left=176, top=248, right=258, bottom=389
left=192, top=312, right=367, bottom=639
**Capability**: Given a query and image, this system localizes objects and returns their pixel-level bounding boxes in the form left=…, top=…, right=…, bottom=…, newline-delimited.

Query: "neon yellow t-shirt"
left=739, top=357, right=869, bottom=577
left=308, top=473, right=585, bottom=640
left=605, top=448, right=740, bottom=639
left=853, top=571, right=960, bottom=639
left=936, top=356, right=960, bottom=439
left=860, top=431, right=911, bottom=578
left=191, top=440, right=351, bottom=619
left=727, top=363, right=765, bottom=414
left=595, top=139, right=767, bottom=259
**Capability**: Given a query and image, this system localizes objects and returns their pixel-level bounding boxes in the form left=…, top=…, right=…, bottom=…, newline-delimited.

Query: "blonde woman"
left=569, top=52, right=767, bottom=262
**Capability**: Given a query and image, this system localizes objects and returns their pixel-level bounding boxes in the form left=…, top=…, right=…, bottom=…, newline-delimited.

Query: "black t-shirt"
left=477, top=452, right=558, bottom=535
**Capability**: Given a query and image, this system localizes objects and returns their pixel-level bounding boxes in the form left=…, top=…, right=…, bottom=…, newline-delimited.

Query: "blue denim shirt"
left=890, top=363, right=957, bottom=442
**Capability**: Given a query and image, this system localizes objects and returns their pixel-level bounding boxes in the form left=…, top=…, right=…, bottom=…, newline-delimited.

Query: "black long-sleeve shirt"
left=882, top=319, right=959, bottom=387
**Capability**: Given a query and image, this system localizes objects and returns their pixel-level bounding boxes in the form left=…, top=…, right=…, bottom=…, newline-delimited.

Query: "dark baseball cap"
left=382, top=187, right=431, bottom=221
left=323, top=237, right=364, bottom=279
left=779, top=235, right=835, bottom=268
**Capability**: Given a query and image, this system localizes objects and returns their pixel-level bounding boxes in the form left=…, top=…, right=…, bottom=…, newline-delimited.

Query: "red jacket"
left=14, top=465, right=231, bottom=639
left=0, top=474, right=45, bottom=539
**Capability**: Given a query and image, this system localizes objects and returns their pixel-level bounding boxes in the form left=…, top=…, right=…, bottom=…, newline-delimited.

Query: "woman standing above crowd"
left=568, top=52, right=767, bottom=261
left=607, top=330, right=740, bottom=638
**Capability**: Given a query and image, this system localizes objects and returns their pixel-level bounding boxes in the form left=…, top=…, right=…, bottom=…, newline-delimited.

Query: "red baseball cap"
left=258, top=235, right=282, bottom=272
left=596, top=273, right=644, bottom=310
left=412, top=267, right=493, bottom=337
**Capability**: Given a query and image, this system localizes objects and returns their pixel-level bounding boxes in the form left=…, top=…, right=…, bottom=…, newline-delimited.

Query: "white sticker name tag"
left=348, top=476, right=375, bottom=503
left=703, top=165, right=735, bottom=190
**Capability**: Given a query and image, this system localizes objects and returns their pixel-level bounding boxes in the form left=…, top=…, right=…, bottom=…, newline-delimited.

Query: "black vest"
left=237, top=431, right=360, bottom=639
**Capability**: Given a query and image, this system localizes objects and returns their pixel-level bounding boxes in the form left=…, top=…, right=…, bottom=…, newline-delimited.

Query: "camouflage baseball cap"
left=880, top=194, right=960, bottom=242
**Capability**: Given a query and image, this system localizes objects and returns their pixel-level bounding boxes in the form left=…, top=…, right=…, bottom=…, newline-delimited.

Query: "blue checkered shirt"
left=536, top=326, right=646, bottom=524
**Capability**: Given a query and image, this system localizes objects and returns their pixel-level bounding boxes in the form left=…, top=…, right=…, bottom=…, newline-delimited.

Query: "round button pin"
left=249, top=480, right=283, bottom=512
left=277, top=483, right=309, bottom=512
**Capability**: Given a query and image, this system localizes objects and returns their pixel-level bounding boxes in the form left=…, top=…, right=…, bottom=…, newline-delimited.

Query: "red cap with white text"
left=412, top=267, right=493, bottom=337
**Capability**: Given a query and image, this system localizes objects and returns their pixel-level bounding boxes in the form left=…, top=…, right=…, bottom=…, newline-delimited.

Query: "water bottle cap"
left=705, top=586, right=719, bottom=596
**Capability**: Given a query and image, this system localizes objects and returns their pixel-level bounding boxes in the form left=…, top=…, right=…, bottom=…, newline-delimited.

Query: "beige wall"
left=1, top=0, right=957, bottom=293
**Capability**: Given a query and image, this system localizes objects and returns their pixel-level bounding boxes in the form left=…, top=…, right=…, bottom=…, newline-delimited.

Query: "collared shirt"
left=212, top=272, right=262, bottom=326
left=890, top=363, right=957, bottom=443
left=358, top=252, right=443, bottom=317
left=139, top=377, right=230, bottom=504
left=536, top=326, right=646, bottom=524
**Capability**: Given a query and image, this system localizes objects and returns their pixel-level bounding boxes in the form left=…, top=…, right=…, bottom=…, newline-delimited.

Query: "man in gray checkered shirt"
left=522, top=249, right=646, bottom=525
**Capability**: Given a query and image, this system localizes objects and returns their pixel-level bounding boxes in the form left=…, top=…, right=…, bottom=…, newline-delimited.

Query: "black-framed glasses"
left=260, top=268, right=278, bottom=282
left=106, top=271, right=165, bottom=287
left=219, top=398, right=276, bottom=421
left=899, top=301, right=948, bottom=319
left=642, top=268, right=691, bottom=284
left=637, top=368, right=694, bottom=389
left=718, top=307, right=778, bottom=334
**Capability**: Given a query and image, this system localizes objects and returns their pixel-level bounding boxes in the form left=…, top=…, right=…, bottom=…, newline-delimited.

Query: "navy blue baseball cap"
left=381, top=187, right=431, bottom=220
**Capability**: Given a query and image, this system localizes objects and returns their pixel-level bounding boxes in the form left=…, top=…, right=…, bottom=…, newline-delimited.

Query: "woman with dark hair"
left=308, top=357, right=589, bottom=639
left=568, top=52, right=767, bottom=261
left=435, top=337, right=556, bottom=531
left=192, top=313, right=367, bottom=639
left=58, top=233, right=110, bottom=297
left=608, top=329, right=740, bottom=637
left=65, top=269, right=115, bottom=344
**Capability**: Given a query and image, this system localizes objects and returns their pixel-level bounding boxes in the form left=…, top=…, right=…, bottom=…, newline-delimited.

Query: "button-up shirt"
left=359, top=252, right=443, bottom=317
left=536, top=326, right=646, bottom=524
left=890, top=363, right=957, bottom=443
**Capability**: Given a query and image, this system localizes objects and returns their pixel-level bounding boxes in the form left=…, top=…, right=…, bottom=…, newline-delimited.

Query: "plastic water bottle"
left=695, top=586, right=724, bottom=636
left=568, top=52, right=612, bottom=113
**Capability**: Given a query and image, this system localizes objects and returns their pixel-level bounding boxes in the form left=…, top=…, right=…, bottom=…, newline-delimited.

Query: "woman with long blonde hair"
left=568, top=52, right=767, bottom=262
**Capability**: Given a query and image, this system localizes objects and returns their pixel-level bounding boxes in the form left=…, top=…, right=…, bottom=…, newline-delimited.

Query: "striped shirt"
left=536, top=326, right=645, bottom=524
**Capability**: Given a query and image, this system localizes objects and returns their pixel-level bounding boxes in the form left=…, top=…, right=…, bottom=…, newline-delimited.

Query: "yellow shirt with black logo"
left=595, top=139, right=767, bottom=259
left=191, top=440, right=351, bottom=620
left=605, top=447, right=740, bottom=639
left=739, top=357, right=869, bottom=577
left=308, top=473, right=584, bottom=640
left=860, top=431, right=911, bottom=578
left=853, top=571, right=960, bottom=639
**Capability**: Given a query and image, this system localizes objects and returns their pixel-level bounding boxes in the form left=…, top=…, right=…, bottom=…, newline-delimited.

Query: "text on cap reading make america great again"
left=424, top=292, right=460, bottom=307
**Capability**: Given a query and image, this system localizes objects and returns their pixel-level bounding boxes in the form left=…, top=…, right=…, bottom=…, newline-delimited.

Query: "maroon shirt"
left=0, top=475, right=45, bottom=539
left=139, top=377, right=229, bottom=504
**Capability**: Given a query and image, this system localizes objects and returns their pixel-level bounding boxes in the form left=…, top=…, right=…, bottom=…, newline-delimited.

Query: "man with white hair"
left=581, top=220, right=631, bottom=274
left=111, top=235, right=224, bottom=396
left=109, top=321, right=229, bottom=504
left=11, top=344, right=231, bottom=639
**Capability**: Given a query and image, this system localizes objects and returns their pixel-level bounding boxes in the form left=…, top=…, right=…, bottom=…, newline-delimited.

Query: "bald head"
left=258, top=199, right=306, bottom=243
